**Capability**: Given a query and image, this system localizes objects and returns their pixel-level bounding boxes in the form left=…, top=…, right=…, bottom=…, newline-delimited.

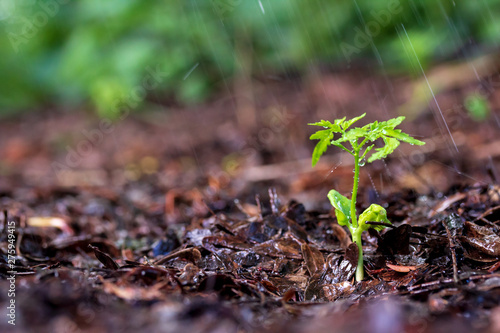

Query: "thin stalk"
left=336, top=144, right=354, bottom=155
left=350, top=152, right=360, bottom=228
left=351, top=151, right=364, bottom=282
left=353, top=230, right=364, bottom=281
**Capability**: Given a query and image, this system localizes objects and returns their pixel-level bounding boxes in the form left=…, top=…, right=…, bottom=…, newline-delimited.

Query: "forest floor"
left=1, top=63, right=500, bottom=332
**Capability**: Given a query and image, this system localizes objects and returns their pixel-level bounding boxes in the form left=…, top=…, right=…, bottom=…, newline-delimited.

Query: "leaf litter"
left=2, top=71, right=500, bottom=332
left=2, top=181, right=500, bottom=333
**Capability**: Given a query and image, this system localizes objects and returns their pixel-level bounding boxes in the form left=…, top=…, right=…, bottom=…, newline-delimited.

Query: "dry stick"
left=441, top=219, right=459, bottom=283
left=365, top=221, right=394, bottom=228
left=475, top=206, right=500, bottom=224
left=407, top=273, right=500, bottom=293
left=477, top=216, right=499, bottom=231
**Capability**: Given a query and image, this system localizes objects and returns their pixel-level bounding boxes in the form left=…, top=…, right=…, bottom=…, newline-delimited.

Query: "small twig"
left=407, top=273, right=500, bottom=293
left=365, top=221, right=394, bottom=228
left=410, top=231, right=447, bottom=239
left=477, top=216, right=499, bottom=231
left=474, top=205, right=500, bottom=224
left=441, top=219, right=459, bottom=283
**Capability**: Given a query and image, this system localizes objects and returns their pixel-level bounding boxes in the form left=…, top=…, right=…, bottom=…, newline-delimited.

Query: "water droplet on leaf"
left=359, top=159, right=366, bottom=167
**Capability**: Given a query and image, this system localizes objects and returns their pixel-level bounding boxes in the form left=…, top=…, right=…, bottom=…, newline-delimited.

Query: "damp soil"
left=1, top=68, right=500, bottom=333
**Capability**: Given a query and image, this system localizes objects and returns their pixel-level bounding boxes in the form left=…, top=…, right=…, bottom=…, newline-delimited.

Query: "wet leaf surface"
left=89, top=244, right=119, bottom=270
left=460, top=221, right=500, bottom=256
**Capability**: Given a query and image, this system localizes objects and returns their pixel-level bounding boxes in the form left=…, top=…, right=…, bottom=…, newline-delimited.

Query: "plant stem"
left=351, top=152, right=360, bottom=228
left=353, top=230, right=364, bottom=282
left=351, top=151, right=364, bottom=282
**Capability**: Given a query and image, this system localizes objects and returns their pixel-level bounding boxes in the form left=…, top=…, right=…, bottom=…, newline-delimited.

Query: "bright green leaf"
left=311, top=136, right=331, bottom=166
left=358, top=204, right=391, bottom=232
left=309, top=129, right=332, bottom=141
left=383, top=128, right=425, bottom=145
left=308, top=120, right=334, bottom=128
left=309, top=120, right=342, bottom=132
left=339, top=127, right=368, bottom=143
left=385, top=116, right=405, bottom=129
left=334, top=117, right=346, bottom=126
left=328, top=189, right=352, bottom=223
left=335, top=209, right=349, bottom=226
left=363, top=116, right=405, bottom=141
left=367, top=137, right=400, bottom=163
left=341, top=113, right=366, bottom=130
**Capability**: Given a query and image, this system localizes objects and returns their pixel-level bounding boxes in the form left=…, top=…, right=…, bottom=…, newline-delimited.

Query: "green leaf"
left=358, top=204, right=391, bottom=232
left=311, top=138, right=330, bottom=166
left=383, top=128, right=425, bottom=145
left=367, top=137, right=400, bottom=163
left=309, top=129, right=331, bottom=141
left=328, top=190, right=352, bottom=225
left=339, top=127, right=368, bottom=143
left=363, top=116, right=406, bottom=141
left=308, top=120, right=333, bottom=128
left=310, top=114, right=425, bottom=167
left=310, top=129, right=333, bottom=166
left=334, top=117, right=346, bottom=126
left=308, top=120, right=342, bottom=132
left=341, top=113, right=366, bottom=130
left=365, top=120, right=379, bottom=131
left=335, top=209, right=349, bottom=226
left=385, top=116, right=405, bottom=129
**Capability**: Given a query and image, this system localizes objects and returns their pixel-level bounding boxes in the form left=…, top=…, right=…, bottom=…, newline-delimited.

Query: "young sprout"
left=309, top=113, right=425, bottom=282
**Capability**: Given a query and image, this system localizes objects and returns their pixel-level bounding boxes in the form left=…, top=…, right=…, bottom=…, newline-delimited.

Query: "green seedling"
left=309, top=113, right=425, bottom=282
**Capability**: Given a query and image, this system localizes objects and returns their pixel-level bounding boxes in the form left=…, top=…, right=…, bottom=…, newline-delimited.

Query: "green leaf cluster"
left=328, top=190, right=390, bottom=233
left=309, top=113, right=425, bottom=167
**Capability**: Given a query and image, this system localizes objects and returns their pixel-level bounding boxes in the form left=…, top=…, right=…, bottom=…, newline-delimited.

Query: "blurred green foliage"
left=465, top=94, right=490, bottom=121
left=0, top=0, right=499, bottom=117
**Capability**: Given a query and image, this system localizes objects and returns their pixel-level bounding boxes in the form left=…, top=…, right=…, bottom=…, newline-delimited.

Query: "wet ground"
left=1, top=63, right=500, bottom=332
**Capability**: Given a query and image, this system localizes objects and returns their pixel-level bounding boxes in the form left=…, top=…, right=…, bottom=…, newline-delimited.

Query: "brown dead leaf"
left=331, top=224, right=351, bottom=248
left=322, top=281, right=354, bottom=301
left=251, top=238, right=302, bottom=259
left=301, top=243, right=325, bottom=276
left=386, top=263, right=418, bottom=273
left=154, top=247, right=202, bottom=265
left=461, top=221, right=500, bottom=256
left=100, top=277, right=166, bottom=301
left=89, top=244, right=120, bottom=270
